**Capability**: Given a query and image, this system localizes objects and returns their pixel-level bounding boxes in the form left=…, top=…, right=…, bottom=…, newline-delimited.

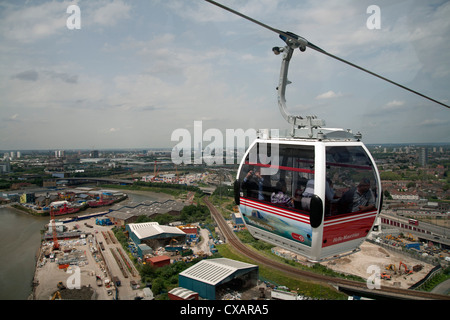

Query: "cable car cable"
left=203, top=0, right=449, bottom=109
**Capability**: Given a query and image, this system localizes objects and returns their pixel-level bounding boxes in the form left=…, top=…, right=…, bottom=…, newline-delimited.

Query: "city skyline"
left=1, top=0, right=449, bottom=150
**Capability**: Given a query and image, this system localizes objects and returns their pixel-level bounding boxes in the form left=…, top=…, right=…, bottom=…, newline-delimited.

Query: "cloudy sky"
left=0, top=0, right=449, bottom=150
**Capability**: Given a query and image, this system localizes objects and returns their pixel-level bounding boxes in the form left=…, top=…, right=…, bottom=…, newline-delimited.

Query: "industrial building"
left=178, top=258, right=258, bottom=300
left=232, top=211, right=244, bottom=227
left=168, top=287, right=199, bottom=300
left=106, top=211, right=137, bottom=226
left=107, top=199, right=186, bottom=225
left=145, top=255, right=171, bottom=268
left=126, top=221, right=186, bottom=250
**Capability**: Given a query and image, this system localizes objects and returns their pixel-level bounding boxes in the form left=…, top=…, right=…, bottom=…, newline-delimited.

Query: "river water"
left=0, top=191, right=162, bottom=300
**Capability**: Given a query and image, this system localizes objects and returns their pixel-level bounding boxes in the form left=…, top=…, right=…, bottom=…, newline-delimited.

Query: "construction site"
left=32, top=216, right=142, bottom=300
left=322, top=241, right=435, bottom=289
left=271, top=232, right=444, bottom=290
left=30, top=206, right=215, bottom=300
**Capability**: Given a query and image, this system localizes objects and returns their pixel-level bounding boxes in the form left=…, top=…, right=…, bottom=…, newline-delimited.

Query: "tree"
left=151, top=278, right=165, bottom=295
left=384, top=190, right=392, bottom=200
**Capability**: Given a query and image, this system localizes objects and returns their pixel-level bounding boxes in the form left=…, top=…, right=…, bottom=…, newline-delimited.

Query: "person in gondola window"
left=271, top=181, right=293, bottom=207
left=338, top=178, right=376, bottom=213
left=242, top=168, right=265, bottom=201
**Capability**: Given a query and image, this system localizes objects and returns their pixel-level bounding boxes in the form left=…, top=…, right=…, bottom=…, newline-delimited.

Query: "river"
left=0, top=190, right=165, bottom=300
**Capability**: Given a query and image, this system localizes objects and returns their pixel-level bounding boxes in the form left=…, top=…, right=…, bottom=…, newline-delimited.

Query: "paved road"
left=431, top=278, right=450, bottom=295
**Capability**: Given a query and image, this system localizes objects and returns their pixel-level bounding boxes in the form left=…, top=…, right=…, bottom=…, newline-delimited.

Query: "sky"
left=0, top=0, right=449, bottom=150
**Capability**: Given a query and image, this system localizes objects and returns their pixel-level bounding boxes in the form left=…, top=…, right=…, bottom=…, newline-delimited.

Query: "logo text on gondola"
left=332, top=232, right=360, bottom=244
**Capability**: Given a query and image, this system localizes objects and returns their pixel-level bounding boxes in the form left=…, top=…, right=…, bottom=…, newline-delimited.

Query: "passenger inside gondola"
left=271, top=181, right=293, bottom=207
left=325, top=146, right=379, bottom=216
left=336, top=178, right=376, bottom=214
left=241, top=167, right=273, bottom=201
left=301, top=178, right=336, bottom=212
left=241, top=168, right=265, bottom=200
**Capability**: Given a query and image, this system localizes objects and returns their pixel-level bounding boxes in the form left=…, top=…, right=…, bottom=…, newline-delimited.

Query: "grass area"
left=417, top=267, right=450, bottom=292
left=235, top=229, right=365, bottom=283
left=217, top=244, right=348, bottom=300
left=100, top=183, right=186, bottom=197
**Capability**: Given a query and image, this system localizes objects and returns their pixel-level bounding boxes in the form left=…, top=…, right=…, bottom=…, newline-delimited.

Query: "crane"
left=50, top=207, right=59, bottom=251
left=152, top=160, right=160, bottom=182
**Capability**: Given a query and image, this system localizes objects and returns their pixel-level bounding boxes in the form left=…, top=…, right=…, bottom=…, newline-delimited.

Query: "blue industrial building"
left=178, top=258, right=258, bottom=300
left=232, top=211, right=244, bottom=226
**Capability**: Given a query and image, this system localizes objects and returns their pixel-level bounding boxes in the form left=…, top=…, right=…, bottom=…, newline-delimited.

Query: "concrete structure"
left=178, top=258, right=258, bottom=300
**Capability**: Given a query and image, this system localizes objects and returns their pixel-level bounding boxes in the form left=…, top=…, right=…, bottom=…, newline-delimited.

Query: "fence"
left=367, top=238, right=443, bottom=266
left=408, top=265, right=443, bottom=290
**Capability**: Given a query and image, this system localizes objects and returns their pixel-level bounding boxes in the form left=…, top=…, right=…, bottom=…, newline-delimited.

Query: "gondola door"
left=319, top=143, right=382, bottom=260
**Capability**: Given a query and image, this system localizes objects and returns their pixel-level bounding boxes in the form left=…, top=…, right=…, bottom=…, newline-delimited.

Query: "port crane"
left=152, top=160, right=160, bottom=182
left=50, top=207, right=59, bottom=251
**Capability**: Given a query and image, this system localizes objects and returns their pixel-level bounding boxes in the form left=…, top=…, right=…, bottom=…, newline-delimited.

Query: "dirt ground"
left=32, top=215, right=214, bottom=300
left=321, top=241, right=434, bottom=289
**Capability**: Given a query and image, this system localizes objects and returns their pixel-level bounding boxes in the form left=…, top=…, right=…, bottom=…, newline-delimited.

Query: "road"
left=203, top=197, right=450, bottom=300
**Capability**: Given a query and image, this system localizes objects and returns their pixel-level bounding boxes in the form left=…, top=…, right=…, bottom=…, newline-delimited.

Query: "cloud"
left=315, top=90, right=343, bottom=99
left=44, top=71, right=78, bottom=84
left=11, top=70, right=78, bottom=84
left=383, top=100, right=405, bottom=110
left=0, top=1, right=132, bottom=44
left=0, top=1, right=68, bottom=43
left=11, top=70, right=38, bottom=81
left=3, top=114, right=20, bottom=122
left=89, top=0, right=131, bottom=27
left=420, top=118, right=449, bottom=127
left=0, top=1, right=448, bottom=149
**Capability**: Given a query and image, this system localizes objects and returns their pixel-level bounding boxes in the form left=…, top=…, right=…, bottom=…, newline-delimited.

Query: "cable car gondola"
left=204, top=0, right=448, bottom=262
left=234, top=40, right=383, bottom=262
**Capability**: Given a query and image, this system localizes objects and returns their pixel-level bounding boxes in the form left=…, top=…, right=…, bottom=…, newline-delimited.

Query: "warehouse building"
left=232, top=211, right=244, bottom=227
left=106, top=211, right=137, bottom=226
left=106, top=199, right=186, bottom=225
left=145, top=255, right=171, bottom=268
left=178, top=258, right=258, bottom=300
left=126, top=222, right=186, bottom=250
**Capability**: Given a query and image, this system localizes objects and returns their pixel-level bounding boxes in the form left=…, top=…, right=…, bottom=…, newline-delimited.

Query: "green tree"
left=151, top=278, right=165, bottom=295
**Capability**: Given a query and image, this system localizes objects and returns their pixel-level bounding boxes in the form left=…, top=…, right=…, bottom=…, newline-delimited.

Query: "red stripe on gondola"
left=326, top=162, right=372, bottom=170
left=244, top=161, right=314, bottom=174
left=240, top=197, right=310, bottom=224
left=322, top=211, right=377, bottom=248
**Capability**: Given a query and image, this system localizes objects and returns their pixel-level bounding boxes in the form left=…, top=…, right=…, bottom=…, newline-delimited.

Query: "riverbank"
left=0, top=187, right=174, bottom=300
left=0, top=206, right=48, bottom=299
